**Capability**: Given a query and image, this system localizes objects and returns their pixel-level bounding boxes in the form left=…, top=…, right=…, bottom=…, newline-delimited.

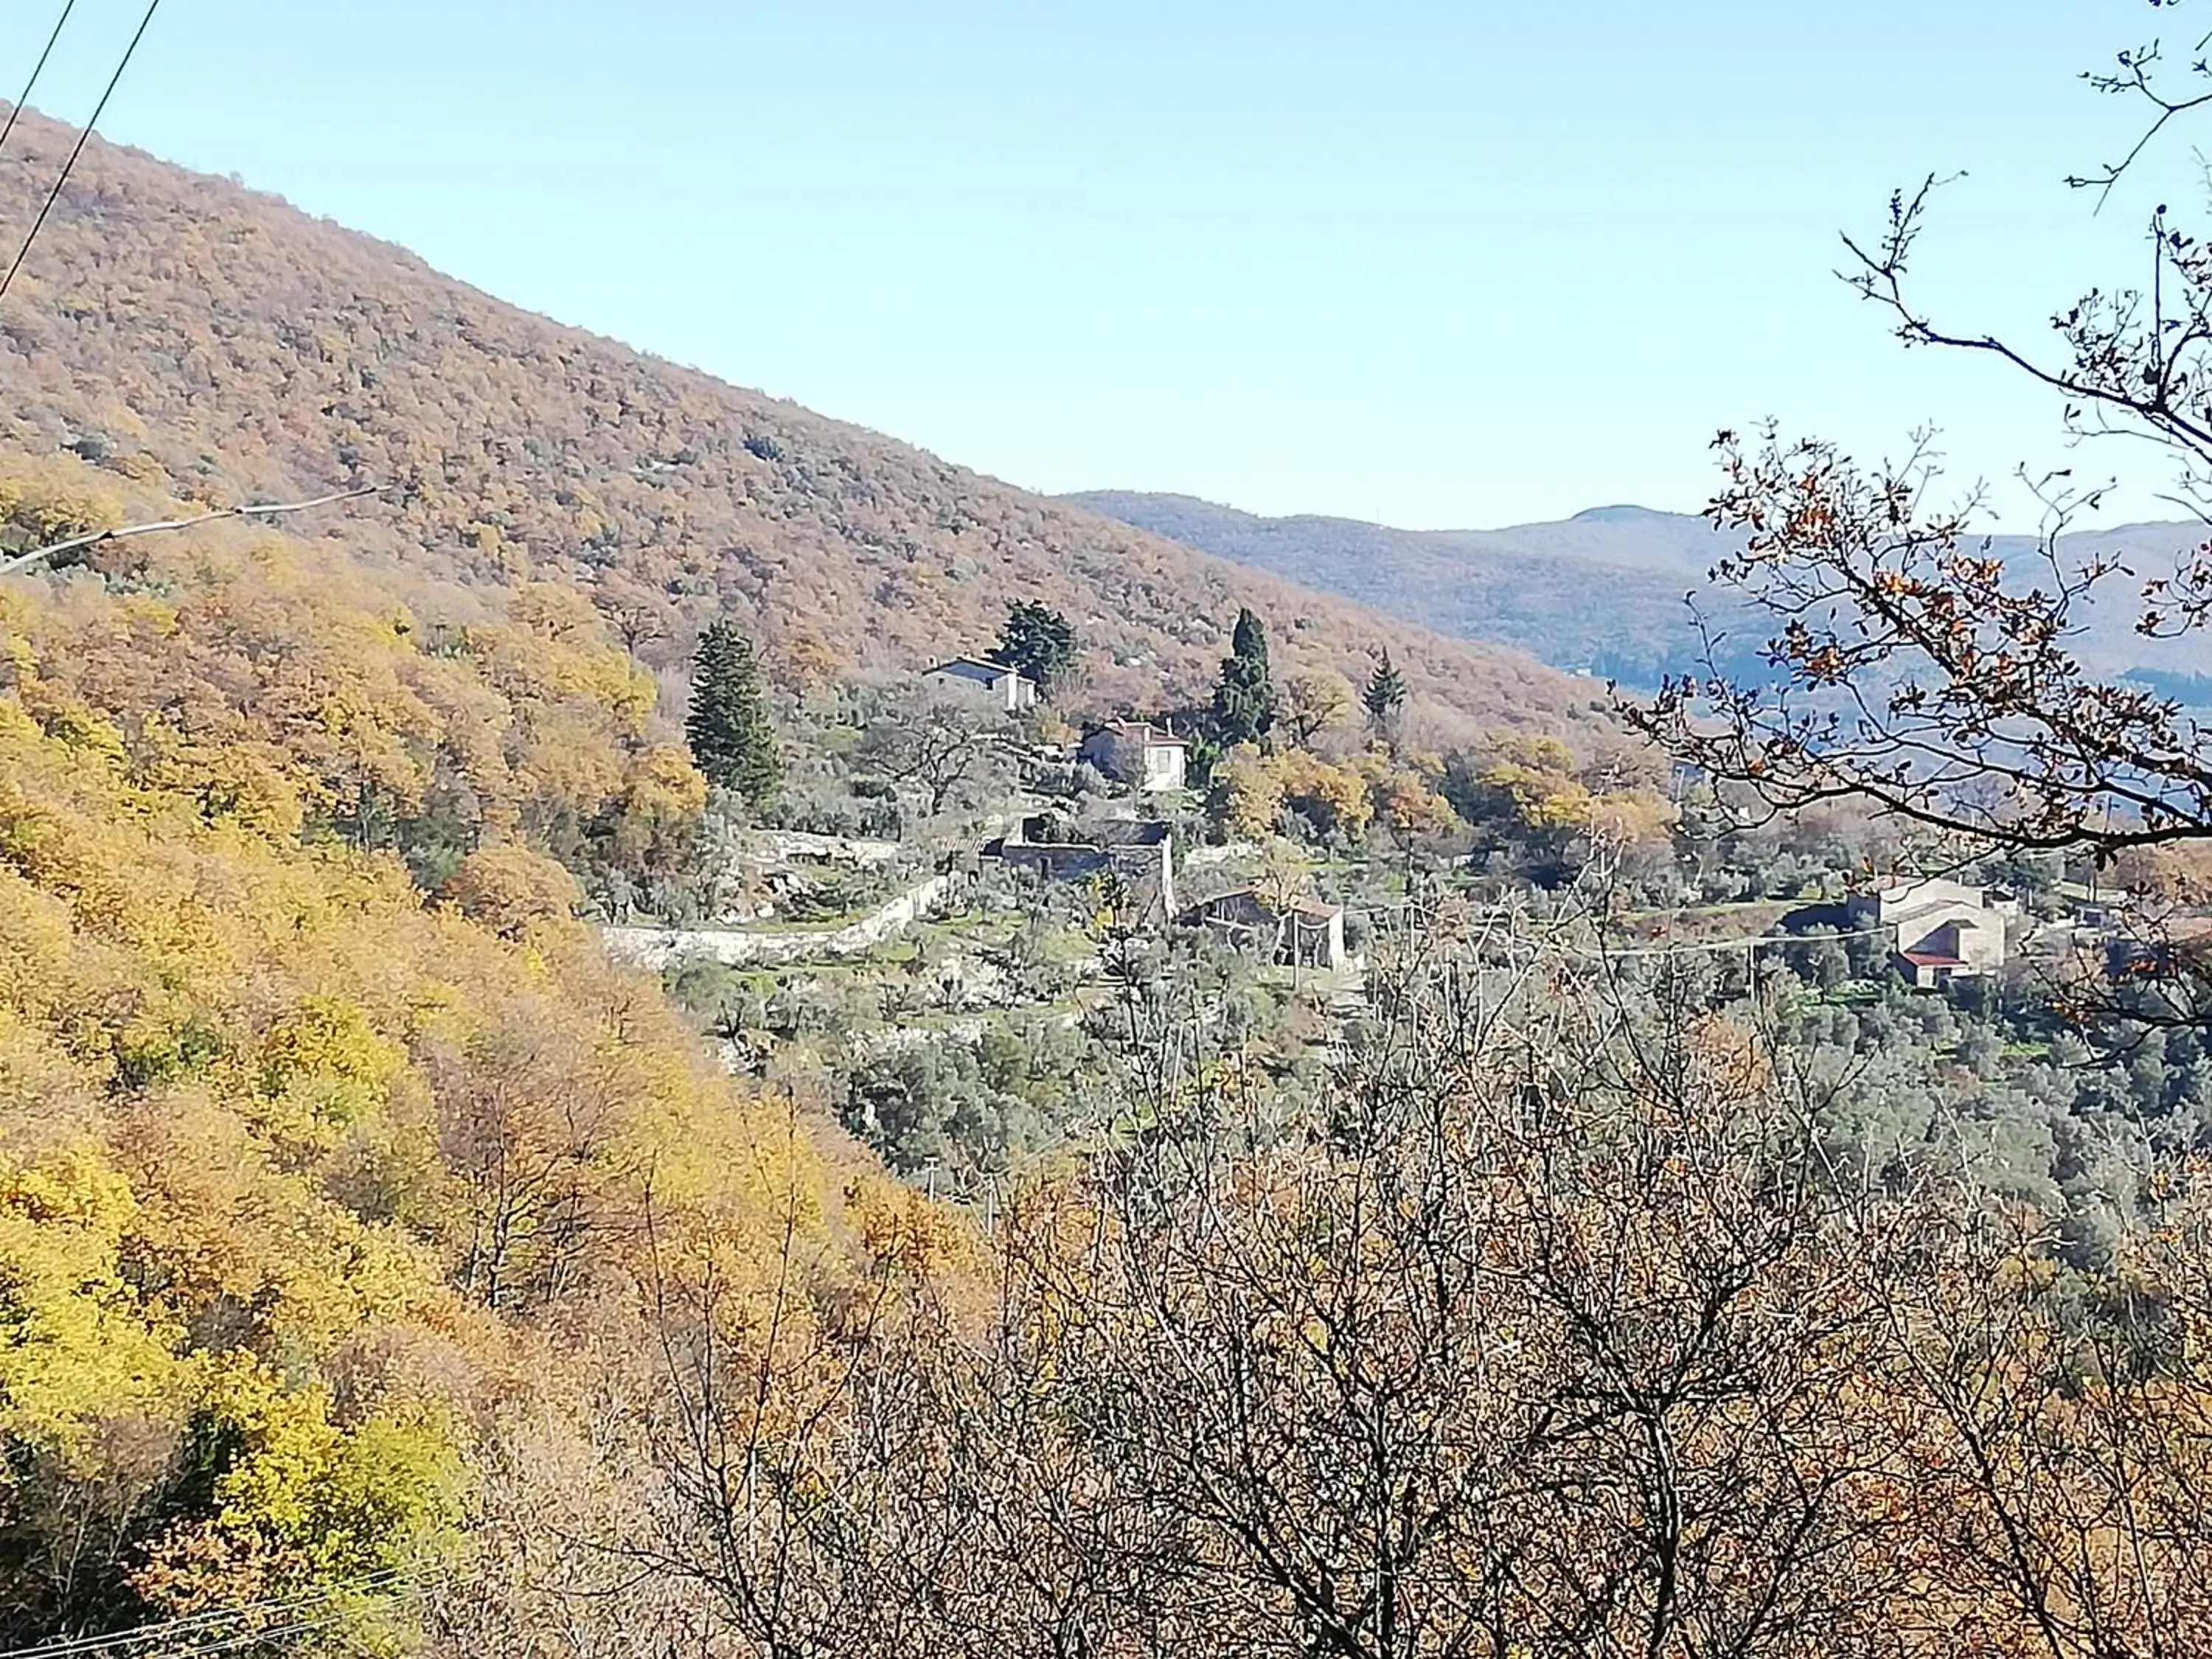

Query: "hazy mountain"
left=1067, top=491, right=2212, bottom=693
left=1062, top=493, right=1739, bottom=686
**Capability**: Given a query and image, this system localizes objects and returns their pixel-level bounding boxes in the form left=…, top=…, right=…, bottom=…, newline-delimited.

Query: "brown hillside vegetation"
left=0, top=475, right=939, bottom=1640
left=0, top=105, right=1601, bottom=1646
left=0, top=107, right=1592, bottom=740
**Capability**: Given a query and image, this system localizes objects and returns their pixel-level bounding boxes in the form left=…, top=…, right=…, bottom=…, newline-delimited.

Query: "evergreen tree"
left=1363, top=647, right=1408, bottom=731
left=1211, top=606, right=1277, bottom=747
left=994, top=601, right=1078, bottom=695
left=686, top=621, right=782, bottom=808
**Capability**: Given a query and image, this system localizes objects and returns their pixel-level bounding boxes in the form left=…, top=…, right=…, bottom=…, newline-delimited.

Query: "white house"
left=922, top=655, right=1037, bottom=713
left=1079, top=722, right=1189, bottom=793
left=1846, top=877, right=2011, bottom=990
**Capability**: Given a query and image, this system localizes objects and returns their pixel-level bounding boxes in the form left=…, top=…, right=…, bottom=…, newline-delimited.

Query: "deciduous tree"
left=1638, top=19, right=2212, bottom=867
left=1281, top=667, right=1354, bottom=747
left=859, top=684, right=1014, bottom=818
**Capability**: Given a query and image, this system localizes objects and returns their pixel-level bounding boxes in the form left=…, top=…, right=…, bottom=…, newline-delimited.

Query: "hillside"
left=0, top=469, right=948, bottom=1636
left=0, top=108, right=1624, bottom=1639
left=1069, top=490, right=2212, bottom=691
left=1063, top=493, right=1717, bottom=684
left=0, top=108, right=1593, bottom=744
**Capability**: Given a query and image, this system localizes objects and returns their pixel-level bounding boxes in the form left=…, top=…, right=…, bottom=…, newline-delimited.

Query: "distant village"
left=923, top=650, right=2209, bottom=996
left=926, top=651, right=1357, bottom=973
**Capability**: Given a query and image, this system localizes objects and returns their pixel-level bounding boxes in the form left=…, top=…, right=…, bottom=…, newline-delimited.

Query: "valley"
left=3, top=10, right=2212, bottom=1653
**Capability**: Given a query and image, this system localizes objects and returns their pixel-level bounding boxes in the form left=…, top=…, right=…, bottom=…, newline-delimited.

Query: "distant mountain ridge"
left=1062, top=491, right=1728, bottom=685
left=1066, top=490, right=2212, bottom=692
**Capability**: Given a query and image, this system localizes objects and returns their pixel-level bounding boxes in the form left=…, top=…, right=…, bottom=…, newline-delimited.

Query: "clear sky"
left=0, top=1, right=2185, bottom=529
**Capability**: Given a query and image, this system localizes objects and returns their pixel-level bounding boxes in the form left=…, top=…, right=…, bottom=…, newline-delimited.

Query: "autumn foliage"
left=454, top=918, right=2212, bottom=1659
left=0, top=108, right=1593, bottom=748
left=0, top=464, right=911, bottom=1640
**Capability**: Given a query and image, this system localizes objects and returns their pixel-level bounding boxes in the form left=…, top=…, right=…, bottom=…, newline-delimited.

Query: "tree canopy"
left=1211, top=605, right=1277, bottom=748
left=992, top=600, right=1079, bottom=696
left=0, top=464, right=905, bottom=1642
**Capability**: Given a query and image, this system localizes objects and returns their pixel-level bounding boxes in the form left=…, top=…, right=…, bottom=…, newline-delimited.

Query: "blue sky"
left=0, top=1, right=2185, bottom=529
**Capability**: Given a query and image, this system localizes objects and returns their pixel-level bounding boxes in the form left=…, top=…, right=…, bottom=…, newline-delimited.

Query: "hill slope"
left=0, top=108, right=1618, bottom=1638
left=0, top=467, right=931, bottom=1637
left=1069, top=491, right=2212, bottom=691
left=0, top=109, right=1592, bottom=742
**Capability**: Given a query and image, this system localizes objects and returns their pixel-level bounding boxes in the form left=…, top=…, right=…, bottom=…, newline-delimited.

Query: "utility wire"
left=1, top=1576, right=404, bottom=1656
left=58, top=1588, right=434, bottom=1659
left=131, top=1582, right=438, bottom=1659
left=0, top=483, right=390, bottom=578
left=0, top=0, right=159, bottom=307
left=1, top=1568, right=436, bottom=1659
left=0, top=0, right=79, bottom=162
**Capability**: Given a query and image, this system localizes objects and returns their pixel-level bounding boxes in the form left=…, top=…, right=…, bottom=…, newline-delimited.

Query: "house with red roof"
left=1846, top=877, right=2011, bottom=990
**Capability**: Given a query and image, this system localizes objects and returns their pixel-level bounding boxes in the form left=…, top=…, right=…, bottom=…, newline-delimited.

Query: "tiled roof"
left=1192, top=887, right=1340, bottom=922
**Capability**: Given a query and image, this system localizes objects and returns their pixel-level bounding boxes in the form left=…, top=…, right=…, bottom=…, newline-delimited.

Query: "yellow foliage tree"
left=0, top=473, right=900, bottom=1642
left=1277, top=749, right=1374, bottom=843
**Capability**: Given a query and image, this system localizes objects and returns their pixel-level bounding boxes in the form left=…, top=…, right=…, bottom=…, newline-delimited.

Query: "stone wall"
left=602, top=873, right=956, bottom=970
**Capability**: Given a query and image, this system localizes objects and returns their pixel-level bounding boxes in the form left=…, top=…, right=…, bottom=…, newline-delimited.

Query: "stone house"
left=1079, top=721, right=1189, bottom=793
left=983, top=813, right=1177, bottom=918
left=1183, top=887, right=1348, bottom=972
left=1845, top=877, right=2011, bottom=990
left=922, top=655, right=1037, bottom=713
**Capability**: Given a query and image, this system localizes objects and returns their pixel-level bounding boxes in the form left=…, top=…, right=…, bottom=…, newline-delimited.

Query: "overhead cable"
left=1, top=1568, right=433, bottom=1659
left=0, top=0, right=160, bottom=306
left=0, top=484, right=390, bottom=579
left=0, top=0, right=80, bottom=161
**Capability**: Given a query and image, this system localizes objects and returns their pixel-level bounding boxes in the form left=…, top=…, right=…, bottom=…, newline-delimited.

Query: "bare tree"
left=596, top=909, right=2212, bottom=1658
left=1638, top=13, right=2212, bottom=866
left=1638, top=425, right=2212, bottom=855
left=860, top=686, right=1016, bottom=820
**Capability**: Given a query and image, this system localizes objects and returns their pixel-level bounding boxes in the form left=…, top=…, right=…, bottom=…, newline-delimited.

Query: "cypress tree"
left=1212, top=606, right=1277, bottom=747
left=687, top=621, right=782, bottom=808
left=1363, top=647, right=1408, bottom=731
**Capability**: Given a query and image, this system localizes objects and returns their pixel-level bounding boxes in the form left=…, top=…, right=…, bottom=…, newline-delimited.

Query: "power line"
left=0, top=1568, right=437, bottom=1659
left=1, top=1576, right=404, bottom=1656
left=0, top=0, right=160, bottom=307
left=0, top=0, right=79, bottom=162
left=0, top=483, right=392, bottom=579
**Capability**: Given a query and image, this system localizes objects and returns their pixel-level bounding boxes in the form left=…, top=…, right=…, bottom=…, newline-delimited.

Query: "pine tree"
left=1212, top=606, right=1277, bottom=748
left=686, top=622, right=782, bottom=809
left=1363, top=647, right=1408, bottom=731
left=994, top=601, right=1078, bottom=695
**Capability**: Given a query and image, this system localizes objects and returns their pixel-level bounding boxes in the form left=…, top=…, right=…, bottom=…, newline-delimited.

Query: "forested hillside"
left=0, top=102, right=1612, bottom=1644
left=0, top=107, right=1590, bottom=743
left=0, top=450, right=947, bottom=1638
left=21, top=57, right=2212, bottom=1654
left=1065, top=492, right=1737, bottom=684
